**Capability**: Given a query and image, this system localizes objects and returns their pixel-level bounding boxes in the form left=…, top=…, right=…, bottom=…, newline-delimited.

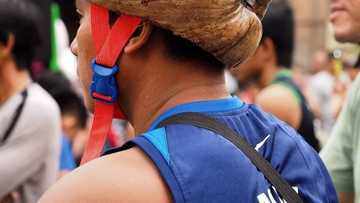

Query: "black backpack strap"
left=158, top=112, right=303, bottom=203
left=2, top=89, right=28, bottom=143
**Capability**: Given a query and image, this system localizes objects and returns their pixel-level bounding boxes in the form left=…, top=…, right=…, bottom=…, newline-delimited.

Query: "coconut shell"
left=90, top=0, right=271, bottom=69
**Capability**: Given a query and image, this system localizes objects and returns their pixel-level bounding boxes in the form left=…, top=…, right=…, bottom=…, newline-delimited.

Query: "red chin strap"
left=80, top=4, right=141, bottom=165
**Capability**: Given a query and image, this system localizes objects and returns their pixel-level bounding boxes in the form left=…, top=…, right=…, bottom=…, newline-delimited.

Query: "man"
left=0, top=0, right=61, bottom=202
left=234, top=0, right=320, bottom=151
left=320, top=0, right=360, bottom=202
left=39, top=0, right=337, bottom=202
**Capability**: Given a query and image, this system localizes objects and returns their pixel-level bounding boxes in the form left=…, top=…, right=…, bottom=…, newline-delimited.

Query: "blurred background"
left=291, top=0, right=359, bottom=69
left=31, top=0, right=360, bottom=75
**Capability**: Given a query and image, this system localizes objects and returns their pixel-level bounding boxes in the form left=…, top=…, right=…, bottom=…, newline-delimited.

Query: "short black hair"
left=35, top=71, right=72, bottom=96
left=0, top=0, right=41, bottom=70
left=159, top=28, right=224, bottom=69
left=36, top=71, right=88, bottom=129
left=53, top=91, right=89, bottom=129
left=262, top=0, right=294, bottom=68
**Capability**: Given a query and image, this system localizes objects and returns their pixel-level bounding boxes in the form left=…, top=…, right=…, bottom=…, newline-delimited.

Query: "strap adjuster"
left=90, top=59, right=119, bottom=103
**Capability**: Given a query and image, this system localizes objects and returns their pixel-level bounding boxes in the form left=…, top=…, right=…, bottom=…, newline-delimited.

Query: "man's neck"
left=119, top=61, right=229, bottom=135
left=142, top=83, right=228, bottom=133
left=258, top=63, right=281, bottom=88
left=0, top=62, right=31, bottom=104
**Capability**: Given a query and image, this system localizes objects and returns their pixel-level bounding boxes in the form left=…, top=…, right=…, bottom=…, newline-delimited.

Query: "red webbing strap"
left=81, top=102, right=114, bottom=164
left=81, top=4, right=141, bottom=165
left=96, top=15, right=142, bottom=67
left=91, top=5, right=110, bottom=54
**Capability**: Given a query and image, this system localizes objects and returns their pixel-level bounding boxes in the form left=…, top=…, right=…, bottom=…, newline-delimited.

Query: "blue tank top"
left=106, top=97, right=338, bottom=203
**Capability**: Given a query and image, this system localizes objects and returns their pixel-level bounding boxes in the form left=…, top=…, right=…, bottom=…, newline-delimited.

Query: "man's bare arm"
left=39, top=147, right=172, bottom=203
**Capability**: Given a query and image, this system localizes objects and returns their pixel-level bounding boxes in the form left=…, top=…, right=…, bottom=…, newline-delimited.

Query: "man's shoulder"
left=339, top=75, right=360, bottom=117
left=258, top=84, right=299, bottom=104
left=39, top=147, right=172, bottom=203
left=27, top=83, right=57, bottom=106
left=256, top=84, right=301, bottom=128
left=328, top=75, right=360, bottom=137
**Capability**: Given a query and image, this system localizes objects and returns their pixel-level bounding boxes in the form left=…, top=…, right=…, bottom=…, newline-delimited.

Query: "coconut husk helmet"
left=90, top=0, right=271, bottom=69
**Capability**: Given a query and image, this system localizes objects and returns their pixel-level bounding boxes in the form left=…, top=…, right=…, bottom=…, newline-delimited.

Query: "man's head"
left=330, top=0, right=360, bottom=43
left=72, top=0, right=270, bottom=111
left=71, top=1, right=223, bottom=110
left=311, top=51, right=331, bottom=73
left=234, top=0, right=294, bottom=86
left=55, top=90, right=89, bottom=140
left=0, top=0, right=41, bottom=71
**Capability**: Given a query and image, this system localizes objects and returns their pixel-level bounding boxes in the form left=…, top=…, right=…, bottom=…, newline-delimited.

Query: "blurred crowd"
left=233, top=49, right=360, bottom=144
left=0, top=1, right=132, bottom=202
left=0, top=0, right=360, bottom=202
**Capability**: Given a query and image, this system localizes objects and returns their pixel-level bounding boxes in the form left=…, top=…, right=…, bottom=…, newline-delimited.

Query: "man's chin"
left=334, top=30, right=360, bottom=43
left=332, top=23, right=360, bottom=43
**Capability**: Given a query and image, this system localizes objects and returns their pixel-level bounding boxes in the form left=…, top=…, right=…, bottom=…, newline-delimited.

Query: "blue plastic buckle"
left=90, top=59, right=119, bottom=103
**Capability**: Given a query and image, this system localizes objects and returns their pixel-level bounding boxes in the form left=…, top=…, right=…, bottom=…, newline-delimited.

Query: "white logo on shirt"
left=255, top=134, right=271, bottom=151
left=257, top=186, right=299, bottom=203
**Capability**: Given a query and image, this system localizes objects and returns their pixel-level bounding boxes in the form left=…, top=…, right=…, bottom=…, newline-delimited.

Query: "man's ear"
left=124, top=22, right=153, bottom=54
left=258, top=37, right=276, bottom=61
left=261, top=37, right=275, bottom=54
left=0, top=34, right=15, bottom=59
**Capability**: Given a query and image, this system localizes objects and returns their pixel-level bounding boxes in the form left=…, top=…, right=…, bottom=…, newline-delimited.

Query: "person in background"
left=0, top=0, right=61, bottom=202
left=311, top=51, right=333, bottom=75
left=234, top=0, right=320, bottom=151
left=57, top=91, right=88, bottom=174
left=307, top=51, right=336, bottom=136
left=36, top=71, right=89, bottom=175
left=340, top=57, right=360, bottom=83
left=320, top=0, right=360, bottom=201
left=331, top=60, right=359, bottom=119
left=351, top=59, right=360, bottom=79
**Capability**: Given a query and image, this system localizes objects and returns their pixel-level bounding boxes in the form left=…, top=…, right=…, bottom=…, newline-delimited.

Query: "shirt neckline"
left=148, top=96, right=245, bottom=131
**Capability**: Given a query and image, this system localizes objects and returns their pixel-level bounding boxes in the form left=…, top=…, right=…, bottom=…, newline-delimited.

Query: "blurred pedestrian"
left=36, top=71, right=89, bottom=176
left=320, top=0, right=360, bottom=202
left=343, top=58, right=360, bottom=82
left=307, top=51, right=336, bottom=136
left=234, top=0, right=320, bottom=151
left=0, top=0, right=61, bottom=202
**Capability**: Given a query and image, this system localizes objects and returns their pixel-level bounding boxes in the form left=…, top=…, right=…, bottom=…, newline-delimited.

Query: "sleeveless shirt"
left=106, top=97, right=336, bottom=202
